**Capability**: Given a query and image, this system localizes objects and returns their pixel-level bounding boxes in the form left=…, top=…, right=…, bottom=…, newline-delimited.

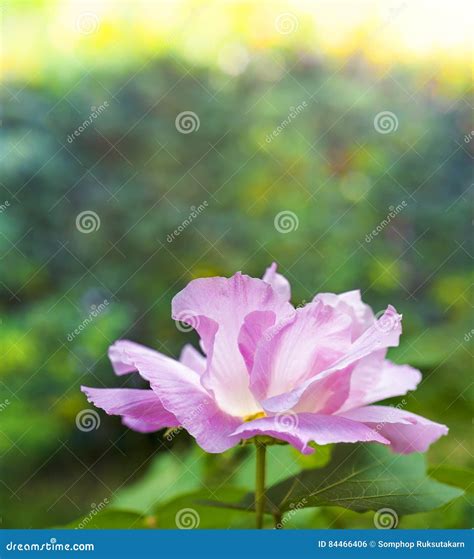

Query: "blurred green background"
left=1, top=0, right=472, bottom=529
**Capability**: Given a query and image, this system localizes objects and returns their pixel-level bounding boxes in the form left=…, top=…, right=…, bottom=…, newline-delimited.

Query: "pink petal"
left=338, top=358, right=422, bottom=413
left=315, top=290, right=374, bottom=339
left=250, top=300, right=353, bottom=403
left=238, top=310, right=278, bottom=372
left=179, top=344, right=206, bottom=375
left=118, top=349, right=241, bottom=453
left=231, top=413, right=389, bottom=455
left=108, top=340, right=168, bottom=376
left=262, top=262, right=291, bottom=302
left=338, top=405, right=448, bottom=454
left=262, top=305, right=403, bottom=413
left=81, top=387, right=179, bottom=433
left=172, top=272, right=292, bottom=417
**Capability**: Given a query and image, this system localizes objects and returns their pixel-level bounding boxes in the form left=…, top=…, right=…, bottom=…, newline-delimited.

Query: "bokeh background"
left=1, top=0, right=472, bottom=529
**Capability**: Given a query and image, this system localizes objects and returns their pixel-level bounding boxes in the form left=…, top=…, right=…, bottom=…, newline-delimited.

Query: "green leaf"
left=428, top=465, right=474, bottom=495
left=211, top=444, right=463, bottom=517
left=154, top=488, right=253, bottom=528
left=59, top=509, right=149, bottom=529
left=112, top=447, right=205, bottom=513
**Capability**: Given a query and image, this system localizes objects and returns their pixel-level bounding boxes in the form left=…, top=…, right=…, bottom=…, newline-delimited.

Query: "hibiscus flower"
left=82, top=264, right=447, bottom=456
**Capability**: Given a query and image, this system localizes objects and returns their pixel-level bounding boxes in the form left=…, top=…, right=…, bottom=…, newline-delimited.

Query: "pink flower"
left=82, top=264, right=447, bottom=455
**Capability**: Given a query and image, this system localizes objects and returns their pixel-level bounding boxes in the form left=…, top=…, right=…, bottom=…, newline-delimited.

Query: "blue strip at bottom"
left=0, top=529, right=472, bottom=558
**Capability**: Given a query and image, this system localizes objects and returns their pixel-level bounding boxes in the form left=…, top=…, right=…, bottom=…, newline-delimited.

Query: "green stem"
left=255, top=441, right=266, bottom=529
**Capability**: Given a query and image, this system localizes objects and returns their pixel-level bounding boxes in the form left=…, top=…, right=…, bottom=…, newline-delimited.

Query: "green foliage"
left=208, top=444, right=463, bottom=517
left=1, top=48, right=471, bottom=528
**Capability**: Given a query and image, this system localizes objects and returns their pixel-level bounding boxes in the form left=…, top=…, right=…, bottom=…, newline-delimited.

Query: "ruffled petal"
left=338, top=358, right=422, bottom=413
left=337, top=405, right=448, bottom=454
left=262, top=262, right=291, bottom=302
left=108, top=340, right=169, bottom=376
left=262, top=305, right=402, bottom=413
left=81, top=387, right=179, bottom=433
left=179, top=344, right=206, bottom=375
left=315, top=290, right=374, bottom=339
left=118, top=349, right=241, bottom=453
left=231, top=413, right=389, bottom=455
left=250, top=300, right=352, bottom=403
left=172, top=272, right=292, bottom=417
left=238, top=310, right=279, bottom=373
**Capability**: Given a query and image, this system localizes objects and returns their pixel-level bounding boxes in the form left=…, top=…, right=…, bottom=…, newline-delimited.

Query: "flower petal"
left=262, top=262, right=291, bottom=302
left=231, top=413, right=389, bottom=455
left=250, top=300, right=353, bottom=402
left=120, top=349, right=241, bottom=453
left=338, top=358, right=422, bottom=413
left=108, top=340, right=168, bottom=376
left=262, top=305, right=402, bottom=413
left=315, top=290, right=374, bottom=339
left=172, top=272, right=292, bottom=417
left=337, top=405, right=448, bottom=454
left=238, top=310, right=278, bottom=372
left=179, top=344, right=206, bottom=375
left=81, top=387, right=179, bottom=432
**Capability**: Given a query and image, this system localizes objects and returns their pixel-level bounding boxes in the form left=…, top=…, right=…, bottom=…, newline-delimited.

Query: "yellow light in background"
left=1, top=0, right=472, bottom=82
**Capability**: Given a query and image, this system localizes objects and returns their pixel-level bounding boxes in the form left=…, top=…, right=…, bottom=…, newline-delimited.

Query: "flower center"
left=243, top=411, right=266, bottom=422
